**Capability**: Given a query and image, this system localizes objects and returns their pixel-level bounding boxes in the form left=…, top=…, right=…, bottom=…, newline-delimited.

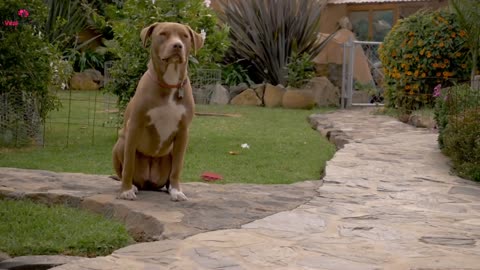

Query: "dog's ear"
left=140, top=23, right=159, bottom=48
left=186, top=26, right=204, bottom=55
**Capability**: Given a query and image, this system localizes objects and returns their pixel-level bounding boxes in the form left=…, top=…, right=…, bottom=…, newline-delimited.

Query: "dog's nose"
left=173, top=42, right=183, bottom=50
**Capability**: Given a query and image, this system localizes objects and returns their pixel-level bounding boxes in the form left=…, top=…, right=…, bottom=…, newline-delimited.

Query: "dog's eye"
left=183, top=34, right=189, bottom=39
left=159, top=32, right=167, bottom=36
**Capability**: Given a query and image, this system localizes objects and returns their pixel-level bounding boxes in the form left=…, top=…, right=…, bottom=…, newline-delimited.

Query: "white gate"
left=341, top=38, right=383, bottom=108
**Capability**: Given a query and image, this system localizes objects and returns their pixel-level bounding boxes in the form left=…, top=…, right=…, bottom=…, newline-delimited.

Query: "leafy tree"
left=104, top=0, right=229, bottom=107
left=450, top=0, right=480, bottom=84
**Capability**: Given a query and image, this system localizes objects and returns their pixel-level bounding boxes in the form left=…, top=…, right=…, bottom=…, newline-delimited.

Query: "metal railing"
left=341, top=38, right=383, bottom=108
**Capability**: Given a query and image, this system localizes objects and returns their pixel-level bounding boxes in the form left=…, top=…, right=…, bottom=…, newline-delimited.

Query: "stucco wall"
left=320, top=4, right=348, bottom=34
left=319, top=0, right=448, bottom=34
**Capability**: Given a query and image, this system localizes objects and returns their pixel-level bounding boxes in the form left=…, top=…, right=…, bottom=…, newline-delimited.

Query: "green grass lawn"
left=0, top=90, right=336, bottom=184
left=0, top=199, right=134, bottom=257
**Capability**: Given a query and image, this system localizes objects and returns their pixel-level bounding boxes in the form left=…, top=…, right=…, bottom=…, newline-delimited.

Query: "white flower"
left=241, top=143, right=250, bottom=149
left=61, top=83, right=67, bottom=90
left=200, top=29, right=206, bottom=40
left=152, top=0, right=156, bottom=4
left=203, top=0, right=211, bottom=7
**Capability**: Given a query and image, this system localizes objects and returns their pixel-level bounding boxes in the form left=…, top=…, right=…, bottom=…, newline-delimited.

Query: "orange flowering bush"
left=379, top=10, right=471, bottom=111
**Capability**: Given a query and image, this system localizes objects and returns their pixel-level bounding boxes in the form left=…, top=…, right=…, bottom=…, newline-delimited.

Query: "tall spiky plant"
left=44, top=0, right=98, bottom=49
left=450, top=0, right=480, bottom=84
left=218, top=0, right=334, bottom=86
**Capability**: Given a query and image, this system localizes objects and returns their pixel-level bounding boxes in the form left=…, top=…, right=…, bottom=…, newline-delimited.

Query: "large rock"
left=209, top=84, right=229, bottom=105
left=253, top=84, right=266, bottom=104
left=229, top=83, right=249, bottom=100
left=305, top=77, right=340, bottom=107
left=352, top=90, right=370, bottom=103
left=0, top=251, right=10, bottom=262
left=264, top=84, right=286, bottom=108
left=282, top=88, right=316, bottom=109
left=0, top=255, right=84, bottom=270
left=230, top=89, right=261, bottom=106
left=70, top=69, right=102, bottom=91
left=192, top=87, right=211, bottom=104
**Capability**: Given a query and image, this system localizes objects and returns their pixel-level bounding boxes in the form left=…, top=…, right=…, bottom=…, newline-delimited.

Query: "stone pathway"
left=2, top=108, right=480, bottom=269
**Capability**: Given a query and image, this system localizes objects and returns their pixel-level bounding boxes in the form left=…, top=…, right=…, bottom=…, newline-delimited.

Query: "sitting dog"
left=112, top=22, right=203, bottom=201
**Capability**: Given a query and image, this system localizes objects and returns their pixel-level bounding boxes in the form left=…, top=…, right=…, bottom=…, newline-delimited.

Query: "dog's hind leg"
left=112, top=139, right=124, bottom=180
left=133, top=151, right=150, bottom=190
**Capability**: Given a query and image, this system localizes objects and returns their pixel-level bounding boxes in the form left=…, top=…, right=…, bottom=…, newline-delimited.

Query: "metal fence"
left=191, top=69, right=222, bottom=104
left=0, top=91, right=43, bottom=147
left=341, top=39, right=383, bottom=108
left=0, top=68, right=222, bottom=149
left=42, top=90, right=120, bottom=147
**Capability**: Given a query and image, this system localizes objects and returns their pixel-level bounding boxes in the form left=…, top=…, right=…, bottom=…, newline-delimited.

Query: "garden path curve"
left=2, top=108, right=480, bottom=269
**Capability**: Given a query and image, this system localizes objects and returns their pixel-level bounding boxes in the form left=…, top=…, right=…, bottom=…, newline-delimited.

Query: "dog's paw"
left=118, top=187, right=137, bottom=200
left=169, top=188, right=188, bottom=201
left=132, top=185, right=139, bottom=194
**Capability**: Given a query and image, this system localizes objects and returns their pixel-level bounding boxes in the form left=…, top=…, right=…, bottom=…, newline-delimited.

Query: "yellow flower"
left=420, top=48, right=425, bottom=56
left=421, top=73, right=426, bottom=78
left=439, top=42, right=445, bottom=48
left=455, top=52, right=462, bottom=57
left=459, top=30, right=466, bottom=37
left=451, top=32, right=456, bottom=38
left=406, top=71, right=413, bottom=76
left=414, top=70, right=419, bottom=77
left=461, top=63, right=467, bottom=69
left=432, top=63, right=439, bottom=68
left=426, top=51, right=432, bottom=58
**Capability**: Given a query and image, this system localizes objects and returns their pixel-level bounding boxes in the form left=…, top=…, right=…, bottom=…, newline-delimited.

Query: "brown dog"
left=112, top=22, right=203, bottom=200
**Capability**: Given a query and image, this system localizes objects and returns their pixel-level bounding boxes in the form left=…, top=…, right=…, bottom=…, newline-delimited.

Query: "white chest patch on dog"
left=146, top=92, right=186, bottom=152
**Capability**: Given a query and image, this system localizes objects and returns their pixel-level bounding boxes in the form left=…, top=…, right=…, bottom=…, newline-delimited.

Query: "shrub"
left=287, top=52, right=315, bottom=88
left=104, top=0, right=229, bottom=107
left=450, top=0, right=480, bottom=81
left=434, top=84, right=480, bottom=181
left=0, top=0, right=59, bottom=119
left=379, top=10, right=471, bottom=112
left=222, top=62, right=253, bottom=86
left=218, top=0, right=333, bottom=86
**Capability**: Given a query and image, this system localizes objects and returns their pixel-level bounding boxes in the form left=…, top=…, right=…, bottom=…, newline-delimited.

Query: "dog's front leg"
left=118, top=122, right=142, bottom=200
left=169, top=128, right=189, bottom=201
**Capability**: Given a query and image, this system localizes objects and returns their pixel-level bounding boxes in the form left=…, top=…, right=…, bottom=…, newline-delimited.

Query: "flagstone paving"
left=1, top=108, right=479, bottom=269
